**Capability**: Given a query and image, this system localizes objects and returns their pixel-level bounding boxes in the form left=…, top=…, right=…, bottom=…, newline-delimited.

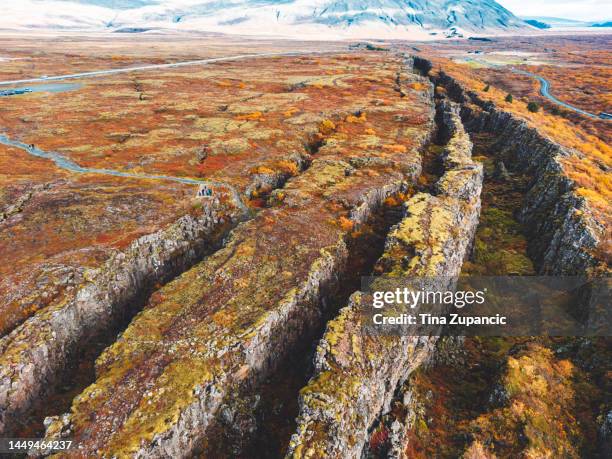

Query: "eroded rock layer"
left=287, top=100, right=483, bottom=458
left=41, top=63, right=435, bottom=457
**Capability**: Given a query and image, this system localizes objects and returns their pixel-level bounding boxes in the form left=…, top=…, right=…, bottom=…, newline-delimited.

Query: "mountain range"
left=522, top=16, right=612, bottom=29
left=1, top=0, right=534, bottom=38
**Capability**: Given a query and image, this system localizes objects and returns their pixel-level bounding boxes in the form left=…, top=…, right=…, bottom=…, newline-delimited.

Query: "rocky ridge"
left=430, top=66, right=607, bottom=276
left=1, top=51, right=607, bottom=457
left=287, top=99, right=483, bottom=458
left=0, top=194, right=242, bottom=436
left=385, top=56, right=612, bottom=458
left=1, top=51, right=411, bottom=438
left=40, top=66, right=435, bottom=457
left=0, top=127, right=325, bottom=437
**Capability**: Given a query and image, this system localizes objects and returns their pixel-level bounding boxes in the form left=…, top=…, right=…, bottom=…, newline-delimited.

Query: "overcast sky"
left=497, top=0, right=611, bottom=21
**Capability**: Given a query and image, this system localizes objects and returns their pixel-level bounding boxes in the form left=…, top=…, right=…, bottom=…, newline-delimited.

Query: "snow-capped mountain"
left=0, top=1, right=530, bottom=38
left=522, top=16, right=612, bottom=29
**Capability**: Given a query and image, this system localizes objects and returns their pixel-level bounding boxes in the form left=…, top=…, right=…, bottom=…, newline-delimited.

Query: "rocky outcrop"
left=442, top=84, right=610, bottom=453
left=287, top=101, right=482, bottom=458
left=0, top=120, right=338, bottom=437
left=598, top=409, right=612, bottom=457
left=0, top=182, right=53, bottom=225
left=0, top=193, right=244, bottom=436
left=245, top=152, right=311, bottom=199
left=463, top=105, right=604, bottom=275
left=40, top=72, right=435, bottom=458
left=433, top=69, right=607, bottom=276
left=405, top=59, right=610, bottom=458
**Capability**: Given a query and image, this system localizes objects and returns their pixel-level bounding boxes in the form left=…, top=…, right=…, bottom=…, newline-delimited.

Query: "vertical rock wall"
left=0, top=198, right=243, bottom=436
left=287, top=101, right=483, bottom=458
left=431, top=68, right=607, bottom=276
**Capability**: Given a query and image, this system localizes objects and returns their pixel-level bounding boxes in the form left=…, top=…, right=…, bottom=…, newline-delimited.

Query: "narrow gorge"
left=348, top=57, right=611, bottom=458
left=0, top=50, right=608, bottom=458
left=0, top=106, right=349, bottom=438
left=36, top=60, right=438, bottom=457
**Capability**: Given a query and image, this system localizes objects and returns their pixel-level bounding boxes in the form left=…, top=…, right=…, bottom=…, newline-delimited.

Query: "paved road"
left=463, top=57, right=603, bottom=119
left=0, top=51, right=308, bottom=86
left=0, top=50, right=329, bottom=210
left=511, top=69, right=600, bottom=119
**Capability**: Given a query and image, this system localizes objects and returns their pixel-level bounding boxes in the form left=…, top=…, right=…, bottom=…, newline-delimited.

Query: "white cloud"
left=497, top=0, right=611, bottom=22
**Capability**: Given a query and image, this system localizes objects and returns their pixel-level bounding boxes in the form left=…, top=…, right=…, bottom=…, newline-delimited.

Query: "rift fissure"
left=390, top=57, right=610, bottom=458
left=200, top=198, right=409, bottom=458
left=199, top=96, right=442, bottom=458
left=288, top=92, right=483, bottom=457
left=34, top=60, right=436, bottom=458
left=3, top=127, right=329, bottom=438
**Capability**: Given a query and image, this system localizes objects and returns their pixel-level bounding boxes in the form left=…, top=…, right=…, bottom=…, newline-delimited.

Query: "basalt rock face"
left=462, top=106, right=604, bottom=275
left=287, top=101, right=482, bottom=458
left=599, top=410, right=612, bottom=457
left=431, top=68, right=607, bottom=276
left=0, top=196, right=243, bottom=436
left=408, top=60, right=610, bottom=458
left=41, top=71, right=435, bottom=458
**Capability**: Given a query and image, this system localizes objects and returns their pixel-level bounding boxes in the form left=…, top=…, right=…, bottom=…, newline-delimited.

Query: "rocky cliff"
left=0, top=195, right=243, bottom=436
left=287, top=100, right=483, bottom=458
left=430, top=67, right=607, bottom=276
left=40, top=68, right=436, bottom=457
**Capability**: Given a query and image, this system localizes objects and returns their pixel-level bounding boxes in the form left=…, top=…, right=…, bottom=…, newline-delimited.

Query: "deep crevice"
left=13, top=225, right=233, bottom=439
left=197, top=195, right=409, bottom=459
left=9, top=129, right=330, bottom=439
left=240, top=107, right=452, bottom=458
left=393, top=81, right=608, bottom=457
left=396, top=129, right=606, bottom=459
left=202, top=99, right=451, bottom=458
left=358, top=96, right=473, bottom=458
left=355, top=55, right=611, bottom=459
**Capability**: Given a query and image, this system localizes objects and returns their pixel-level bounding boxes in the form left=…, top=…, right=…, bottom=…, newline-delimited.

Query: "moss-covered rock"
left=288, top=99, right=483, bottom=459
left=40, top=58, right=433, bottom=458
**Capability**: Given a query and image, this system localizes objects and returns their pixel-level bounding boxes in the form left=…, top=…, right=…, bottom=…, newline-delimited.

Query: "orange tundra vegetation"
left=404, top=338, right=605, bottom=459
left=337, top=216, right=354, bottom=231
left=409, top=81, right=428, bottom=91
left=319, top=118, right=337, bottom=135
left=346, top=111, right=367, bottom=123
left=0, top=49, right=428, bottom=336
left=431, top=58, right=611, bottom=232
left=235, top=111, right=265, bottom=121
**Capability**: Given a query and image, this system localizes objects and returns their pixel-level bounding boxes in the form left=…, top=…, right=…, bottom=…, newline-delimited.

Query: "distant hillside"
left=521, top=16, right=594, bottom=28
left=1, top=0, right=531, bottom=39
left=524, top=19, right=550, bottom=29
